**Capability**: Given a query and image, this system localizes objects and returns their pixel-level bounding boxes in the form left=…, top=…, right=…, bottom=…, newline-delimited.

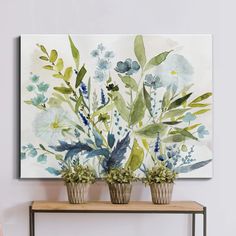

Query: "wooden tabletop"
left=31, top=201, right=204, bottom=213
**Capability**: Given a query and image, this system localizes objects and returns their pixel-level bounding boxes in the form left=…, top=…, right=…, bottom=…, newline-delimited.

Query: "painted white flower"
left=155, top=54, right=194, bottom=90
left=33, top=108, right=72, bottom=145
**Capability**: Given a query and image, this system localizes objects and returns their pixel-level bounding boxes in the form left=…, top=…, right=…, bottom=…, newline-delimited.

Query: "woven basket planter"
left=108, top=183, right=132, bottom=204
left=150, top=183, right=174, bottom=204
left=66, top=183, right=90, bottom=204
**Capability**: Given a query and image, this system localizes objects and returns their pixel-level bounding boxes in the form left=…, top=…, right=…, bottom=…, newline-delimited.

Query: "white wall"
left=0, top=0, right=234, bottom=235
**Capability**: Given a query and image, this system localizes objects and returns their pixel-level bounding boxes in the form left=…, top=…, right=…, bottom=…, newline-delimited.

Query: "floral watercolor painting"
left=20, top=35, right=212, bottom=178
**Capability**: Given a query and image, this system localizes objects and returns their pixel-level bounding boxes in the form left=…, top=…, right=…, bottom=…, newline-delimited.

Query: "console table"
left=29, top=201, right=206, bottom=236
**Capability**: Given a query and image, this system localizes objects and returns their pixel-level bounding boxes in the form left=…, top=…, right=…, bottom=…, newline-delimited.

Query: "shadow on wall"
left=13, top=37, right=20, bottom=180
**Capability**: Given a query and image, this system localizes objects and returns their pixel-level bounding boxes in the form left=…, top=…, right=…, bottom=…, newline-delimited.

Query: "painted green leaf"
left=49, top=49, right=58, bottom=63
left=193, top=109, right=210, bottom=115
left=107, top=75, right=112, bottom=84
left=119, top=75, right=138, bottom=92
left=92, top=103, right=115, bottom=118
left=78, top=90, right=89, bottom=110
left=175, top=128, right=198, bottom=141
left=174, top=159, right=212, bottom=173
left=134, top=123, right=166, bottom=138
left=38, top=44, right=48, bottom=55
left=63, top=67, right=73, bottom=81
left=181, top=144, right=188, bottom=152
left=88, top=77, right=91, bottom=99
left=75, top=65, right=87, bottom=88
left=162, top=108, right=190, bottom=120
left=75, top=95, right=83, bottom=113
left=163, top=134, right=185, bottom=143
left=180, top=83, right=194, bottom=94
left=68, top=35, right=80, bottom=69
left=142, top=138, right=149, bottom=151
left=75, top=124, right=85, bottom=133
left=24, top=100, right=32, bottom=105
left=52, top=92, right=66, bottom=101
left=168, top=131, right=178, bottom=135
left=39, top=144, right=46, bottom=151
left=125, top=139, right=144, bottom=171
left=188, top=103, right=210, bottom=108
left=144, top=51, right=171, bottom=71
left=190, top=92, right=212, bottom=104
left=129, top=90, right=146, bottom=126
left=39, top=56, right=48, bottom=61
left=55, top=154, right=63, bottom=161
left=55, top=58, right=64, bottom=72
left=168, top=93, right=192, bottom=110
left=113, top=92, right=129, bottom=122
left=52, top=74, right=63, bottom=79
left=134, top=35, right=146, bottom=69
left=53, top=87, right=73, bottom=94
left=143, top=86, right=152, bottom=116
left=184, top=123, right=201, bottom=131
left=43, top=65, right=53, bottom=70
left=48, top=97, right=62, bottom=107
left=162, top=121, right=182, bottom=125
left=162, top=87, right=171, bottom=111
left=169, top=126, right=200, bottom=135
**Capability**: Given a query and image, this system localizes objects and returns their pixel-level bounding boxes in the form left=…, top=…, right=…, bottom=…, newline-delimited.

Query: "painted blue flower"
left=46, top=167, right=60, bottom=176
left=167, top=149, right=177, bottom=159
left=166, top=161, right=173, bottom=170
left=183, top=112, right=196, bottom=123
left=37, top=82, right=49, bottom=92
left=115, top=61, right=129, bottom=73
left=158, top=155, right=165, bottom=161
left=79, top=112, right=89, bottom=126
left=101, top=89, right=106, bottom=105
left=37, top=154, right=47, bottom=164
left=166, top=144, right=181, bottom=167
left=115, top=58, right=140, bottom=75
left=154, top=134, right=160, bottom=153
left=127, top=61, right=140, bottom=75
left=31, top=94, right=47, bottom=106
left=91, top=49, right=100, bottom=57
left=97, top=59, right=110, bottom=70
left=104, top=51, right=115, bottom=59
left=97, top=43, right=105, bottom=51
left=93, top=70, right=106, bottom=82
left=156, top=54, right=193, bottom=90
left=80, top=82, right=88, bottom=99
left=181, top=145, right=195, bottom=164
left=29, top=148, right=37, bottom=157
left=21, top=152, right=26, bottom=160
left=197, top=125, right=209, bottom=138
left=27, top=144, right=34, bottom=149
left=30, top=74, right=40, bottom=83
left=27, top=85, right=35, bottom=92
left=74, top=129, right=80, bottom=138
left=144, top=74, right=162, bottom=89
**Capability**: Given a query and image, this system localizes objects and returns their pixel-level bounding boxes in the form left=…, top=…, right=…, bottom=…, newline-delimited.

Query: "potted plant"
left=104, top=168, right=136, bottom=204
left=143, top=163, right=177, bottom=204
left=60, top=160, right=96, bottom=204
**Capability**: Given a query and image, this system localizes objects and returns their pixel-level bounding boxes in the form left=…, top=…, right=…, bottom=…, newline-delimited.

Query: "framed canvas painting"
left=20, top=34, right=212, bottom=178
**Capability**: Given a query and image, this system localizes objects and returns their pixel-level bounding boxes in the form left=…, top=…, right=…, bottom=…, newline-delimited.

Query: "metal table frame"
left=29, top=203, right=207, bottom=236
